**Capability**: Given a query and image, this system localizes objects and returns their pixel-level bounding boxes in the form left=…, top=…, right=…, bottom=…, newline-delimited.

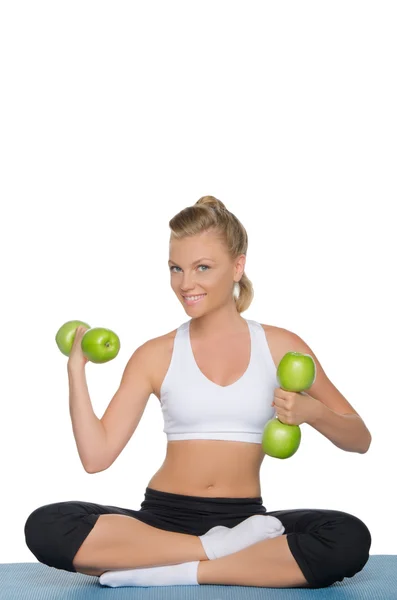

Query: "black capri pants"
left=24, top=487, right=371, bottom=589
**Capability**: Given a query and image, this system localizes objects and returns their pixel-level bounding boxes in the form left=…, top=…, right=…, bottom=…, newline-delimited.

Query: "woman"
left=24, top=196, right=372, bottom=589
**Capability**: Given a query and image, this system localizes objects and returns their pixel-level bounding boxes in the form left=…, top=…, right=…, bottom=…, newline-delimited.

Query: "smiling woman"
left=24, top=195, right=372, bottom=590
left=167, top=196, right=253, bottom=316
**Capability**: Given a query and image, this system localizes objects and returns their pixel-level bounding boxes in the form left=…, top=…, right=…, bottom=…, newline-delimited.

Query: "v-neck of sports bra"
left=187, top=319, right=253, bottom=389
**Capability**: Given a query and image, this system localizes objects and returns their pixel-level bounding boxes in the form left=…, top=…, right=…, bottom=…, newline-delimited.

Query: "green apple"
left=261, top=351, right=316, bottom=459
left=277, top=351, right=316, bottom=391
left=55, top=320, right=91, bottom=356
left=81, top=327, right=120, bottom=364
left=262, top=418, right=301, bottom=459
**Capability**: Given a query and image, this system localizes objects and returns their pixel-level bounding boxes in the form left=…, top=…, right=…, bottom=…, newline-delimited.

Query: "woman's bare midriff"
left=147, top=322, right=281, bottom=499
left=147, top=439, right=266, bottom=498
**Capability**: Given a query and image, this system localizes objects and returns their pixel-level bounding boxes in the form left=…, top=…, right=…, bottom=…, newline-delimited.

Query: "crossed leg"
left=72, top=514, right=207, bottom=575
left=72, top=513, right=308, bottom=587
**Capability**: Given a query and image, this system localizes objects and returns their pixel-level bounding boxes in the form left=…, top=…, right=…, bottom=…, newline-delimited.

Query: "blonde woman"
left=24, top=196, right=372, bottom=589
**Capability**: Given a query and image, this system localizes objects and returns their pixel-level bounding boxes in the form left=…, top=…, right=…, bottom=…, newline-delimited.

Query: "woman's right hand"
left=67, top=326, right=90, bottom=370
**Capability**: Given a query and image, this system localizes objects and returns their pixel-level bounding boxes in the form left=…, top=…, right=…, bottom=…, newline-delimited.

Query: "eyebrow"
left=168, top=257, right=215, bottom=266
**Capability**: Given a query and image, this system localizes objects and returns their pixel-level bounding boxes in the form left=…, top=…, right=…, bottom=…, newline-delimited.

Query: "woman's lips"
left=183, top=294, right=207, bottom=305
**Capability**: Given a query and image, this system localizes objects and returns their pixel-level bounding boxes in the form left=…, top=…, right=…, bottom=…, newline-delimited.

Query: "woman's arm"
left=306, top=400, right=371, bottom=453
left=271, top=327, right=372, bottom=454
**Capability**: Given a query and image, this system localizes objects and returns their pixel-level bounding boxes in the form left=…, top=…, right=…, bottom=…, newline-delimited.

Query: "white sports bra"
left=159, top=318, right=277, bottom=443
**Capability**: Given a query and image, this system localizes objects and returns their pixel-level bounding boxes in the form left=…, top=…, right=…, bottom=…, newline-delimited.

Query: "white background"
left=1, top=1, right=396, bottom=565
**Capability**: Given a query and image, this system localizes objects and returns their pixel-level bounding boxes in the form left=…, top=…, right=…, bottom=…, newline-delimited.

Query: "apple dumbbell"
left=261, top=351, right=316, bottom=459
left=55, top=320, right=120, bottom=364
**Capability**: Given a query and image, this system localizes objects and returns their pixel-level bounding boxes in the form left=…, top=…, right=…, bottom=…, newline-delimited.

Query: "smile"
left=183, top=294, right=206, bottom=305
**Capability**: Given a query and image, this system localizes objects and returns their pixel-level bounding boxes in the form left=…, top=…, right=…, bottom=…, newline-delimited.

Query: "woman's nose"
left=180, top=273, right=196, bottom=289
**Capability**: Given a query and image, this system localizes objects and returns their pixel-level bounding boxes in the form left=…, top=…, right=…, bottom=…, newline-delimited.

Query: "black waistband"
left=144, top=486, right=264, bottom=506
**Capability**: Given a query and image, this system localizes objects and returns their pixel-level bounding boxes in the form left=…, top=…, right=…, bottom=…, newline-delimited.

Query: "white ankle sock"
left=99, top=560, right=200, bottom=587
left=199, top=514, right=285, bottom=560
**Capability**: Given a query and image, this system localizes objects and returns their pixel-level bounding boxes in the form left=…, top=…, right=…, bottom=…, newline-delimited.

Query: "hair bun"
left=195, top=195, right=227, bottom=211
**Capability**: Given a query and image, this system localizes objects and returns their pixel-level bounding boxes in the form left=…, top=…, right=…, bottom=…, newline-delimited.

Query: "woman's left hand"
left=271, top=388, right=319, bottom=426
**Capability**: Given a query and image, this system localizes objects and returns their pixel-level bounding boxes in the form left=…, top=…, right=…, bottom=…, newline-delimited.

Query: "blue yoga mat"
left=1, top=555, right=395, bottom=600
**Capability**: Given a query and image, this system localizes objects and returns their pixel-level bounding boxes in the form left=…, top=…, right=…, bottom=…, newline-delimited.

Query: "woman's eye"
left=170, top=265, right=209, bottom=273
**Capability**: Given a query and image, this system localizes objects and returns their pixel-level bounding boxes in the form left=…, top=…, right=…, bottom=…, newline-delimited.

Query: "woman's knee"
left=340, top=513, right=372, bottom=574
left=24, top=501, right=95, bottom=571
left=316, top=511, right=372, bottom=588
left=288, top=509, right=371, bottom=589
left=24, top=503, right=63, bottom=547
left=24, top=503, right=62, bottom=564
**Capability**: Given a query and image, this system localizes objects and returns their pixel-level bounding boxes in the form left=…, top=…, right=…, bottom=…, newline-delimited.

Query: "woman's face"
left=168, top=230, right=245, bottom=313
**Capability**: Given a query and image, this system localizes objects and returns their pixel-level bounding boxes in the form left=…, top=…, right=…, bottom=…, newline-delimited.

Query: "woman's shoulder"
left=258, top=322, right=294, bottom=370
left=259, top=321, right=291, bottom=337
left=143, top=326, right=180, bottom=357
left=141, top=327, right=181, bottom=399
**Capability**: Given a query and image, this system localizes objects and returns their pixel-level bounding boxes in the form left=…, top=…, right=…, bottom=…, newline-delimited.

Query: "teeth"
left=185, top=294, right=205, bottom=301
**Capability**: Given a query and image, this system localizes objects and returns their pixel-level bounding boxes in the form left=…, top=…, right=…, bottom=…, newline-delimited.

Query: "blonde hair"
left=169, top=195, right=254, bottom=313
